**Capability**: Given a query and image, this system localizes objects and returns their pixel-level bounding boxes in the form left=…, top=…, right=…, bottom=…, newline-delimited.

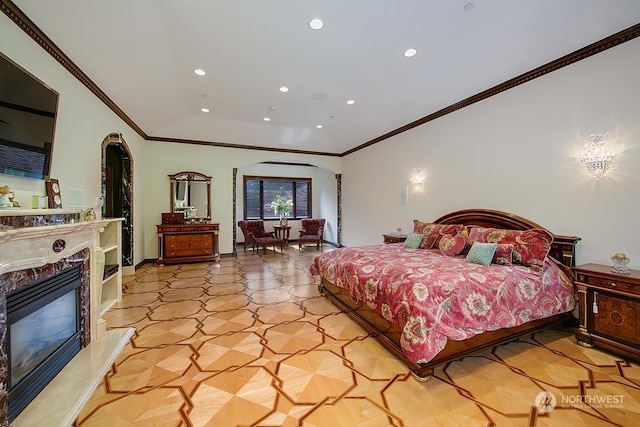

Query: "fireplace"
left=0, top=214, right=132, bottom=427
left=7, top=265, right=83, bottom=422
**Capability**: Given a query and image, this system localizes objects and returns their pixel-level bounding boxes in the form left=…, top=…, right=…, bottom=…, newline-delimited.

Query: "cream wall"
left=342, top=38, right=640, bottom=269
left=140, top=142, right=340, bottom=257
left=0, top=13, right=148, bottom=268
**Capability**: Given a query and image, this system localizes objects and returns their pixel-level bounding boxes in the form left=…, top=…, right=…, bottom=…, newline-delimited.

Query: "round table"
left=273, top=225, right=292, bottom=243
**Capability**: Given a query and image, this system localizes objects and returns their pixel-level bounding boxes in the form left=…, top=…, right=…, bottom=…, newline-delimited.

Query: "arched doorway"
left=102, top=133, right=133, bottom=271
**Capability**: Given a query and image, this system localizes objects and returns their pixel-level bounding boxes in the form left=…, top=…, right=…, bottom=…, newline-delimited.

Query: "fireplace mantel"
left=0, top=217, right=122, bottom=341
left=2, top=219, right=111, bottom=269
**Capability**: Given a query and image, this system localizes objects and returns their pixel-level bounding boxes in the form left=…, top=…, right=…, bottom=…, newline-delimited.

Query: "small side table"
left=573, top=263, right=640, bottom=361
left=273, top=225, right=292, bottom=243
left=383, top=233, right=407, bottom=244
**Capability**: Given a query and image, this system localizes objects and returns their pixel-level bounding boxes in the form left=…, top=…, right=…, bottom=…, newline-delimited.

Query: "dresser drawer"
left=159, top=226, right=182, bottom=232
left=192, top=225, right=219, bottom=231
left=165, top=247, right=213, bottom=258
left=165, top=234, right=212, bottom=248
left=164, top=234, right=213, bottom=258
left=576, top=273, right=639, bottom=295
left=157, top=224, right=219, bottom=233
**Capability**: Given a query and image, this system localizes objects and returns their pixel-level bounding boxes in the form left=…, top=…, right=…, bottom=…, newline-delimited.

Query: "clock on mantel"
left=46, top=178, right=62, bottom=209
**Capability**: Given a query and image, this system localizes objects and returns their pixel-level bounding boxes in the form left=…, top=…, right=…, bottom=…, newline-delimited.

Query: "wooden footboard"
left=317, top=208, right=580, bottom=379
left=319, top=278, right=573, bottom=379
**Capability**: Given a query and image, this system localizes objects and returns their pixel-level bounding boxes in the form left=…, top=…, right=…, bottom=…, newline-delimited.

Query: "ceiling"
left=9, top=0, right=640, bottom=156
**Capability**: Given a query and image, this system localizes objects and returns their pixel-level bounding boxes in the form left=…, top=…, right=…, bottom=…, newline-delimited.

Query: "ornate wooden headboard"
left=434, top=208, right=581, bottom=270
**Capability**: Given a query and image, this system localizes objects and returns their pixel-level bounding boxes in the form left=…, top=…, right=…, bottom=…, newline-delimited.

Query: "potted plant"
left=270, top=194, right=293, bottom=226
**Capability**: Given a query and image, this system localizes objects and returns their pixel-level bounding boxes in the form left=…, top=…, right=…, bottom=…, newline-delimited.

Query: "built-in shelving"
left=96, top=219, right=123, bottom=316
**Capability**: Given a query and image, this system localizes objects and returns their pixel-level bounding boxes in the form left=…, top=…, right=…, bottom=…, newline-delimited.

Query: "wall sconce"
left=410, top=168, right=426, bottom=192
left=579, top=133, right=614, bottom=179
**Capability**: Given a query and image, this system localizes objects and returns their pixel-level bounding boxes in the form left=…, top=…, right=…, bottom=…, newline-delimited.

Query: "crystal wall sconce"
left=579, top=133, right=614, bottom=179
left=410, top=168, right=426, bottom=192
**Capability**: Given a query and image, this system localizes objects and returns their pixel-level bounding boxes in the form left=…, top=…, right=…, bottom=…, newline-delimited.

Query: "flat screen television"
left=0, top=52, right=58, bottom=180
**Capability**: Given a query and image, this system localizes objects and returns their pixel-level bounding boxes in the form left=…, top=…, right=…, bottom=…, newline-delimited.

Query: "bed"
left=311, top=209, right=581, bottom=380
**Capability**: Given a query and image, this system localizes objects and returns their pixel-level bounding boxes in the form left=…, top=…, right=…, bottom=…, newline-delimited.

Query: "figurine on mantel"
left=83, top=207, right=97, bottom=221
left=0, top=185, right=20, bottom=208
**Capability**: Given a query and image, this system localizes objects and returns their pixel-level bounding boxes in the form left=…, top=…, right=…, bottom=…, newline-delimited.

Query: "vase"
left=280, top=215, right=288, bottom=226
left=611, top=256, right=630, bottom=275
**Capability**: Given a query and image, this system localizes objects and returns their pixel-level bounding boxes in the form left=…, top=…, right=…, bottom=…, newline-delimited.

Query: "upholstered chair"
left=298, top=219, right=325, bottom=250
left=238, top=220, right=273, bottom=252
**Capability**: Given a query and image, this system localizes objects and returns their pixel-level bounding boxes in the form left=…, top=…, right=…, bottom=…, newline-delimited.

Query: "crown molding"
left=342, top=22, right=640, bottom=156
left=3, top=0, right=638, bottom=158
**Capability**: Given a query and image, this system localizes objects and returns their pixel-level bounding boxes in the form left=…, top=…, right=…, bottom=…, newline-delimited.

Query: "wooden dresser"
left=573, top=263, right=640, bottom=361
left=157, top=223, right=220, bottom=265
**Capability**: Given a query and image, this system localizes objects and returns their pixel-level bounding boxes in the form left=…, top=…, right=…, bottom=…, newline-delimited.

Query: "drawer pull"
left=610, top=282, right=617, bottom=288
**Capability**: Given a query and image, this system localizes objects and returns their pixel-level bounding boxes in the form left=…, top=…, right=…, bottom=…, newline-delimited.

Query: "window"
left=244, top=176, right=311, bottom=220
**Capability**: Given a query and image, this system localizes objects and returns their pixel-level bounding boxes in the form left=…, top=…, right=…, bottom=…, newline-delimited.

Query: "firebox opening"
left=7, top=266, right=83, bottom=422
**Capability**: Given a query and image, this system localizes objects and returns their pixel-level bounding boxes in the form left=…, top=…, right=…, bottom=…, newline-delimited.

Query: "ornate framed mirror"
left=169, top=171, right=212, bottom=220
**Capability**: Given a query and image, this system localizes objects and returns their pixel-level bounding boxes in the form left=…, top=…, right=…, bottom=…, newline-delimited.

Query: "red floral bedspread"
left=310, top=244, right=575, bottom=364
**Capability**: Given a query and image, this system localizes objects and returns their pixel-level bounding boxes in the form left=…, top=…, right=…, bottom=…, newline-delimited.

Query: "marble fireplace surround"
left=0, top=212, right=134, bottom=427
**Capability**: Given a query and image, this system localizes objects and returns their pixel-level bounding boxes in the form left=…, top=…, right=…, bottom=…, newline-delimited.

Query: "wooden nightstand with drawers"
left=573, top=263, right=640, bottom=361
left=382, top=233, right=408, bottom=244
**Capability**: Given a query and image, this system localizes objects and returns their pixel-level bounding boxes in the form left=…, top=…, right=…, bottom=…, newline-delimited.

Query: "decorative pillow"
left=413, top=220, right=466, bottom=249
left=421, top=235, right=438, bottom=249
left=438, top=233, right=467, bottom=256
left=412, top=219, right=433, bottom=234
left=403, top=233, right=423, bottom=249
left=467, top=227, right=552, bottom=270
left=493, top=243, right=514, bottom=265
left=465, top=242, right=498, bottom=266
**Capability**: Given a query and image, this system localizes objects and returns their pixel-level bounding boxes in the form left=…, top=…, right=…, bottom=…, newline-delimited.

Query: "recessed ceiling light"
left=464, top=3, right=475, bottom=11
left=316, top=125, right=323, bottom=129
left=404, top=48, right=417, bottom=58
left=346, top=99, right=355, bottom=105
left=309, top=18, right=324, bottom=30
left=279, top=86, right=289, bottom=93
left=201, top=108, right=210, bottom=113
left=263, top=117, right=271, bottom=122
left=194, top=69, right=206, bottom=76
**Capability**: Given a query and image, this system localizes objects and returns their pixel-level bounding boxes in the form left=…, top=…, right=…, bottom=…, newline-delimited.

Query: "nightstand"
left=573, top=263, right=640, bottom=361
left=382, top=233, right=407, bottom=244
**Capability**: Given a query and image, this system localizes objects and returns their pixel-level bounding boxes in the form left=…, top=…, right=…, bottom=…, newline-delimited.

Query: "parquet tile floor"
left=75, top=245, right=640, bottom=426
